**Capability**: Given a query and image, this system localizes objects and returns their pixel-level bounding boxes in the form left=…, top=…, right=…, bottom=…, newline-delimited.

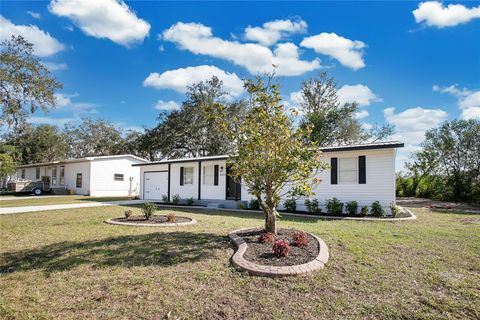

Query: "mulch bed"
left=111, top=215, right=192, bottom=224
left=237, top=228, right=319, bottom=266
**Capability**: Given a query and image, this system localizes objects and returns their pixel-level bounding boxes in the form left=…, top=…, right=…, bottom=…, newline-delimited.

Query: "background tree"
left=149, top=77, right=248, bottom=159
left=63, top=118, right=125, bottom=158
left=399, top=119, right=480, bottom=203
left=208, top=72, right=327, bottom=234
left=298, top=72, right=392, bottom=146
left=0, top=35, right=62, bottom=130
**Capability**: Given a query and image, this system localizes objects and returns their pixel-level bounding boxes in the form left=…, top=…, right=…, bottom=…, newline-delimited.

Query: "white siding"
left=89, top=157, right=143, bottom=197
left=200, top=160, right=227, bottom=200
left=139, top=164, right=169, bottom=200
left=170, top=162, right=199, bottom=200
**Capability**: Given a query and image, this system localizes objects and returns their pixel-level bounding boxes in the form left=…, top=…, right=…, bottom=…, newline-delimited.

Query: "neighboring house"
left=15, top=155, right=148, bottom=196
left=134, top=141, right=404, bottom=213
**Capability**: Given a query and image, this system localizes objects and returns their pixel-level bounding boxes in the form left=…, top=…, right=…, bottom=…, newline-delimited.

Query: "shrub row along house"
left=15, top=155, right=147, bottom=196
left=134, top=141, right=404, bottom=214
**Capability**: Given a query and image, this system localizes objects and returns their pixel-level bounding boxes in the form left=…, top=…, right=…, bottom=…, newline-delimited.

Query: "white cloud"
left=434, top=84, right=480, bottom=119
left=244, top=18, right=307, bottom=46
left=384, top=107, right=448, bottom=146
left=43, top=61, right=68, bottom=71
left=143, top=65, right=245, bottom=97
left=154, top=100, right=181, bottom=111
left=300, top=32, right=366, bottom=70
left=355, top=110, right=369, bottom=119
left=49, top=0, right=150, bottom=47
left=27, top=11, right=41, bottom=19
left=413, top=1, right=480, bottom=28
left=54, top=93, right=98, bottom=116
left=161, top=22, right=320, bottom=76
left=337, top=84, right=380, bottom=107
left=0, top=15, right=65, bottom=57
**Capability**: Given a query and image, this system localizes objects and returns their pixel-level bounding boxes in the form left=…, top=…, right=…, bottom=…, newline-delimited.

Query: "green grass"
left=1, top=205, right=479, bottom=319
left=0, top=196, right=134, bottom=207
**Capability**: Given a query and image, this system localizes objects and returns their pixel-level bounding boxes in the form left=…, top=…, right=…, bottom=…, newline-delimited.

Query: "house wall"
left=89, top=157, right=143, bottom=197
left=139, top=164, right=169, bottom=200
left=137, top=148, right=397, bottom=213
left=65, top=162, right=91, bottom=195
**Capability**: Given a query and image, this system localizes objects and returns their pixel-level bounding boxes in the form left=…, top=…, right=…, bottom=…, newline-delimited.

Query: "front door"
left=226, top=166, right=241, bottom=200
left=144, top=171, right=168, bottom=200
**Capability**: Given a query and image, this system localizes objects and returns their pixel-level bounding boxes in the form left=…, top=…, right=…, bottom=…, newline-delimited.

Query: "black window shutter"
left=214, top=165, right=219, bottom=186
left=359, top=156, right=366, bottom=184
left=180, top=167, right=184, bottom=186
left=331, top=158, right=338, bottom=184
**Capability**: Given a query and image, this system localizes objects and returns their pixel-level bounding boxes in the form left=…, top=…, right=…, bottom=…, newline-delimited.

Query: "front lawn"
left=0, top=205, right=478, bottom=319
left=0, top=195, right=134, bottom=207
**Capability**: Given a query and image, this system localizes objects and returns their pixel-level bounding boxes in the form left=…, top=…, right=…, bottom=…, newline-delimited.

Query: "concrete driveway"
left=0, top=200, right=145, bottom=215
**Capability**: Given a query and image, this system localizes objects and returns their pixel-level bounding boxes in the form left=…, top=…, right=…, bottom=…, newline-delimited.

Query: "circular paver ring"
left=229, top=228, right=329, bottom=277
left=104, top=217, right=197, bottom=227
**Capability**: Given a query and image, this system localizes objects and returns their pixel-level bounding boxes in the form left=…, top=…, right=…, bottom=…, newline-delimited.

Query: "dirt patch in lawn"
left=111, top=215, right=192, bottom=224
left=238, top=228, right=319, bottom=266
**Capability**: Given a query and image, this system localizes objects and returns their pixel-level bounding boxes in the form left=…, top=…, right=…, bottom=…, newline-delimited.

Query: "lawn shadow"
left=1, top=231, right=228, bottom=274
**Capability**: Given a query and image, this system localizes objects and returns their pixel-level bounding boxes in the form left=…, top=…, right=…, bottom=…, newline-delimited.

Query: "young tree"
left=208, top=73, right=327, bottom=234
left=0, top=36, right=63, bottom=130
left=298, top=72, right=392, bottom=146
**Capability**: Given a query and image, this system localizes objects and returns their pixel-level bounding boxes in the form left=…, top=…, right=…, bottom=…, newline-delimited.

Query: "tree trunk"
left=264, top=207, right=277, bottom=234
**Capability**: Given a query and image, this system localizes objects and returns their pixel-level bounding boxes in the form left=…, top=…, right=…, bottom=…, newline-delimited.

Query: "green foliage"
left=403, top=119, right=480, bottom=204
left=187, top=197, right=194, bottom=206
left=161, top=194, right=168, bottom=203
left=360, top=206, right=369, bottom=216
left=304, top=199, right=321, bottom=214
left=0, top=35, right=63, bottom=129
left=298, top=72, right=392, bottom=147
left=283, top=198, right=297, bottom=212
left=206, top=70, right=328, bottom=234
left=326, top=198, right=343, bottom=215
left=370, top=201, right=385, bottom=217
left=0, top=153, right=16, bottom=178
left=172, top=194, right=180, bottom=205
left=345, top=201, right=358, bottom=215
left=142, top=202, right=157, bottom=220
left=248, top=199, right=260, bottom=210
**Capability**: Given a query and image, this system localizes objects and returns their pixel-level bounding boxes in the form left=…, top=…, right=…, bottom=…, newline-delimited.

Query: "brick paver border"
left=229, top=228, right=329, bottom=277
left=104, top=216, right=197, bottom=227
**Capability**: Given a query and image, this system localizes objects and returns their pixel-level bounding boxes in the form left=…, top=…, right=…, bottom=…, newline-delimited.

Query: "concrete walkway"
left=0, top=200, right=145, bottom=215
left=0, top=195, right=68, bottom=201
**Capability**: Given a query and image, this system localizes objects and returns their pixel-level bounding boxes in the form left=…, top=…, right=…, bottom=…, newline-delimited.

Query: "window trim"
left=114, top=173, right=124, bottom=181
left=338, top=157, right=358, bottom=184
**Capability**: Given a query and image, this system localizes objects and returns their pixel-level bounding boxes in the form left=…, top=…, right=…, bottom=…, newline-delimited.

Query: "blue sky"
left=1, top=0, right=480, bottom=168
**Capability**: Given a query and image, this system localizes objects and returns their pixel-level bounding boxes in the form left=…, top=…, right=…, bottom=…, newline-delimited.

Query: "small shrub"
left=273, top=239, right=291, bottom=257
left=172, top=194, right=180, bottom=205
left=360, top=206, right=369, bottom=216
left=161, top=194, right=168, bottom=203
left=142, top=202, right=157, bottom=220
left=390, top=202, right=400, bottom=217
left=249, top=199, right=260, bottom=210
left=187, top=197, right=194, bottom=206
left=258, top=232, right=275, bottom=244
left=124, top=209, right=132, bottom=219
left=238, top=201, right=245, bottom=209
left=326, top=198, right=343, bottom=215
left=370, top=201, right=385, bottom=217
left=304, top=199, right=321, bottom=213
left=283, top=198, right=297, bottom=212
left=292, top=231, right=309, bottom=247
left=166, top=213, right=177, bottom=222
left=345, top=201, right=358, bottom=215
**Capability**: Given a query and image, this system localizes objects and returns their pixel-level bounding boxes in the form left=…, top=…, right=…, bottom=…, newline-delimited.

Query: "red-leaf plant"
left=272, top=239, right=291, bottom=257
left=258, top=232, right=276, bottom=244
left=292, top=231, right=309, bottom=248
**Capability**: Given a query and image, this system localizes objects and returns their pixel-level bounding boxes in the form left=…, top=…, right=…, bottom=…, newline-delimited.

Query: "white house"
left=133, top=141, right=404, bottom=213
left=16, top=155, right=148, bottom=196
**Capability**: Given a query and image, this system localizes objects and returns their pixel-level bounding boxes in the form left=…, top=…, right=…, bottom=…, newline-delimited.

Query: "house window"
left=203, top=165, right=214, bottom=185
left=59, top=166, right=65, bottom=186
left=35, top=168, right=40, bottom=180
left=114, top=173, right=124, bottom=181
left=52, top=167, right=57, bottom=185
left=339, top=158, right=357, bottom=183
left=21, top=169, right=25, bottom=179
left=76, top=173, right=82, bottom=188
left=183, top=167, right=194, bottom=185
